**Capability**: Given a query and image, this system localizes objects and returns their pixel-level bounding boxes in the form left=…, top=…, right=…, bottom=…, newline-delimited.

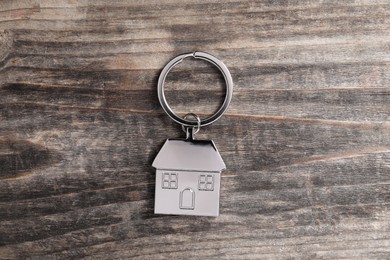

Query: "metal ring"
left=157, top=51, right=233, bottom=127
left=181, top=113, right=201, bottom=135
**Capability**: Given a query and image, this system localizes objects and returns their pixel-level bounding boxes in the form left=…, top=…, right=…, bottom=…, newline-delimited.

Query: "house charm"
left=152, top=139, right=226, bottom=216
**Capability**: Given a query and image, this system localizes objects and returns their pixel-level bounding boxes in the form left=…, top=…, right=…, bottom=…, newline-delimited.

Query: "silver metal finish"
left=157, top=51, right=233, bottom=127
left=153, top=139, right=225, bottom=216
left=154, top=51, right=231, bottom=217
left=153, top=139, right=225, bottom=172
left=181, top=113, right=201, bottom=140
left=179, top=188, right=195, bottom=210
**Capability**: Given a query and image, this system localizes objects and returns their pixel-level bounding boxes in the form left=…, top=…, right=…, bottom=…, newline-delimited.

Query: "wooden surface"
left=1, top=0, right=390, bottom=259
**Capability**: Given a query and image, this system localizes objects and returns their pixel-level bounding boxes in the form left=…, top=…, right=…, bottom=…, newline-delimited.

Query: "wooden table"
left=1, top=1, right=390, bottom=259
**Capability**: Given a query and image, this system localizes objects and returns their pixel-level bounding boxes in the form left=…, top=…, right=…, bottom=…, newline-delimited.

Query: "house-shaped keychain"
left=153, top=51, right=232, bottom=217
left=152, top=139, right=226, bottom=216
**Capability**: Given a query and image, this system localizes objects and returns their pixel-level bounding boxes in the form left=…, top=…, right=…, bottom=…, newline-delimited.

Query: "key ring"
left=157, top=51, right=233, bottom=127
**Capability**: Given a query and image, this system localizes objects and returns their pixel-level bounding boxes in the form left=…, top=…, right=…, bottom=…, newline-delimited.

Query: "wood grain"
left=1, top=0, right=390, bottom=259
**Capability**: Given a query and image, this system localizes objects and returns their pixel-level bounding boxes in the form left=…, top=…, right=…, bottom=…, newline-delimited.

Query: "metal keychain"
left=152, top=51, right=233, bottom=217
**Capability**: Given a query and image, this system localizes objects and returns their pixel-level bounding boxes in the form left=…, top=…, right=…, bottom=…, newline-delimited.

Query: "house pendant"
left=152, top=139, right=226, bottom=217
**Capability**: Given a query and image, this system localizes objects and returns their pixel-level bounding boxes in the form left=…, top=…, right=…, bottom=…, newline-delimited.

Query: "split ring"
left=157, top=51, right=233, bottom=127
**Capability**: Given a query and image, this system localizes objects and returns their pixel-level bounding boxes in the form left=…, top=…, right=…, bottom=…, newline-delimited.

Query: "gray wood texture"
left=1, top=0, right=390, bottom=259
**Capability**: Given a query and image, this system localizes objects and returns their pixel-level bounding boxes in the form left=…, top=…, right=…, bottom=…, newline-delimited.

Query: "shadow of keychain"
left=153, top=51, right=233, bottom=217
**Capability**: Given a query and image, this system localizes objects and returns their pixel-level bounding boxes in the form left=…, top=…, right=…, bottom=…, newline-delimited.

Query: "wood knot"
left=0, top=136, right=60, bottom=179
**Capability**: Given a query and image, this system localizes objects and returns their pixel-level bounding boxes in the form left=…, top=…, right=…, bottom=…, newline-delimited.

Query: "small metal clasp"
left=181, top=113, right=201, bottom=140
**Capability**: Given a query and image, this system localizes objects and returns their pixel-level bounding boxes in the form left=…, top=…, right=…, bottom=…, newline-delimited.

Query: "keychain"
left=152, top=51, right=233, bottom=216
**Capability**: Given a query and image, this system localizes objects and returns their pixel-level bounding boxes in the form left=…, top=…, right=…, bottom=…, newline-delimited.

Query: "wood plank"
left=1, top=0, right=390, bottom=259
